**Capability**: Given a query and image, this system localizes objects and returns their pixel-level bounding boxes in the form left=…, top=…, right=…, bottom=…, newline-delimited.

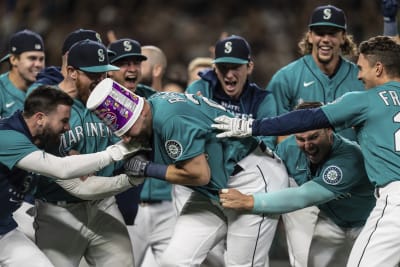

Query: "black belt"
left=140, top=200, right=163, bottom=205
left=45, top=199, right=86, bottom=205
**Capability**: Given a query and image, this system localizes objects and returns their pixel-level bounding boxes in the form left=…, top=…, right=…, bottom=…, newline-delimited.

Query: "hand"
left=219, top=188, right=254, bottom=211
left=382, top=0, right=398, bottom=21
left=211, top=115, right=253, bottom=138
left=124, top=153, right=150, bottom=177
left=106, top=140, right=150, bottom=162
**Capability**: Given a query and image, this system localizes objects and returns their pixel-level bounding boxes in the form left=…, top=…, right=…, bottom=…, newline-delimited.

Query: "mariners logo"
left=165, top=140, right=183, bottom=159
left=322, top=165, right=342, bottom=185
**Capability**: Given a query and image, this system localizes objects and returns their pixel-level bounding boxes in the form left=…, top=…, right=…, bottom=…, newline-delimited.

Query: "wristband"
left=145, top=162, right=168, bottom=180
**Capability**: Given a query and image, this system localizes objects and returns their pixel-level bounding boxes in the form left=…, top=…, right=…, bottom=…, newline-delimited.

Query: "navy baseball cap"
left=0, top=29, right=44, bottom=63
left=108, top=39, right=147, bottom=63
left=68, top=39, right=119, bottom=73
left=62, top=29, right=102, bottom=55
left=213, top=35, right=251, bottom=64
left=308, top=5, right=347, bottom=30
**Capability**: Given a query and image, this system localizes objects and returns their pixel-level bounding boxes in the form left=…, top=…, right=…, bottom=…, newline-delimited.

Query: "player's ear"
left=247, top=61, right=254, bottom=74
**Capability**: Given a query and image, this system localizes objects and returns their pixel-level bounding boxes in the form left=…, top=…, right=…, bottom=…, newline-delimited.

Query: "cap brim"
left=213, top=57, right=249, bottom=64
left=0, top=54, right=10, bottom=63
left=80, top=64, right=120, bottom=72
left=110, top=53, right=147, bottom=63
left=309, top=23, right=346, bottom=30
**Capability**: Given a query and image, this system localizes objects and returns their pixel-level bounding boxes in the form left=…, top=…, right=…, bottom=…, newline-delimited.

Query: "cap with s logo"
left=308, top=5, right=347, bottom=30
left=0, top=29, right=44, bottom=63
left=213, top=35, right=251, bottom=64
left=108, top=38, right=147, bottom=63
left=62, top=28, right=103, bottom=55
left=67, top=39, right=119, bottom=73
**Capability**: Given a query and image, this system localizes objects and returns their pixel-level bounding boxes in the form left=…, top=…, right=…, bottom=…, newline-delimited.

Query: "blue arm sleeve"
left=252, top=181, right=336, bottom=214
left=252, top=108, right=331, bottom=136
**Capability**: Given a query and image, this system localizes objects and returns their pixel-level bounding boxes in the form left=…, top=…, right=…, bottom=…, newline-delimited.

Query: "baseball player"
left=264, top=5, right=363, bottom=266
left=28, top=28, right=104, bottom=96
left=33, top=40, right=135, bottom=267
left=107, top=39, right=175, bottom=267
left=87, top=82, right=289, bottom=266
left=185, top=35, right=279, bottom=266
left=0, top=86, right=138, bottom=267
left=187, top=35, right=277, bottom=150
left=212, top=35, right=400, bottom=267
left=268, top=5, right=363, bottom=142
left=219, top=101, right=376, bottom=267
left=0, top=29, right=46, bottom=241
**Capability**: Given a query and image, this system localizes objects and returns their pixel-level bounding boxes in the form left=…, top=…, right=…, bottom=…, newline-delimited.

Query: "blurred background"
left=0, top=0, right=384, bottom=89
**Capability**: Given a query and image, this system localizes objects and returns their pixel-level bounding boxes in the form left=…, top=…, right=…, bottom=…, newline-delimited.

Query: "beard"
left=36, top=127, right=63, bottom=152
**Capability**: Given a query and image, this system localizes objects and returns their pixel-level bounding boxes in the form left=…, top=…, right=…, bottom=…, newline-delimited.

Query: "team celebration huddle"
left=1, top=1, right=400, bottom=267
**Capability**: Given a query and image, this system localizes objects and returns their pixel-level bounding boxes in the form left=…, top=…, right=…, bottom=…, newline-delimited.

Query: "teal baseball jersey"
left=268, top=55, right=364, bottom=141
left=134, top=84, right=173, bottom=202
left=0, top=73, right=26, bottom=118
left=149, top=92, right=259, bottom=200
left=0, top=112, right=39, bottom=234
left=187, top=71, right=277, bottom=149
left=35, top=96, right=119, bottom=202
left=275, top=134, right=375, bottom=228
left=322, top=81, right=400, bottom=187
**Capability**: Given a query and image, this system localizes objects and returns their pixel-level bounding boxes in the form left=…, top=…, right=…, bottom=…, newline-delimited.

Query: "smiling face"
left=10, top=51, right=45, bottom=88
left=295, top=128, right=333, bottom=164
left=308, top=26, right=345, bottom=66
left=214, top=62, right=253, bottom=99
left=35, top=104, right=71, bottom=148
left=108, top=56, right=143, bottom=92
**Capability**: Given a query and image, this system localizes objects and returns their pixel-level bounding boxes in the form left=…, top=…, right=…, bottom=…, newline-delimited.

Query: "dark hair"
left=23, top=85, right=73, bottom=117
left=295, top=101, right=323, bottom=110
left=359, top=36, right=400, bottom=78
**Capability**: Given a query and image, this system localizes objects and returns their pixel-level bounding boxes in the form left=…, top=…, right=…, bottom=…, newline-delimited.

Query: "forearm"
left=164, top=164, right=210, bottom=186
left=55, top=174, right=132, bottom=200
left=252, top=182, right=335, bottom=214
left=252, top=108, right=330, bottom=136
left=17, top=150, right=113, bottom=180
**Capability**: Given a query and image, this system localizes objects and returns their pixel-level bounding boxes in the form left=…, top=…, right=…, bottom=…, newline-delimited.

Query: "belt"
left=140, top=200, right=163, bottom=205
left=45, top=199, right=86, bottom=205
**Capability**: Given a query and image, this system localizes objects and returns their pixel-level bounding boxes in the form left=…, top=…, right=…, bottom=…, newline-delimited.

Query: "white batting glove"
left=211, top=115, right=253, bottom=138
left=106, top=140, right=150, bottom=161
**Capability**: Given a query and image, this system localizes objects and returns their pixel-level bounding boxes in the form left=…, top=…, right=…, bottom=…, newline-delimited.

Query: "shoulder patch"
left=165, top=140, right=183, bottom=159
left=322, top=165, right=342, bottom=185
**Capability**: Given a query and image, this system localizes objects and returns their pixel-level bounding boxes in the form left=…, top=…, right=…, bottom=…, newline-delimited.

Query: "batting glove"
left=124, top=154, right=149, bottom=177
left=211, top=115, right=253, bottom=138
left=106, top=140, right=150, bottom=162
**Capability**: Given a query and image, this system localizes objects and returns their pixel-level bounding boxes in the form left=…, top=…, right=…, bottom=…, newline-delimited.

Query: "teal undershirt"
left=252, top=181, right=335, bottom=214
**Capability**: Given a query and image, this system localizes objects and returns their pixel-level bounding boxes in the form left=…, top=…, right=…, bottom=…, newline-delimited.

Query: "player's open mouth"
left=225, top=81, right=237, bottom=87
left=125, top=76, right=137, bottom=83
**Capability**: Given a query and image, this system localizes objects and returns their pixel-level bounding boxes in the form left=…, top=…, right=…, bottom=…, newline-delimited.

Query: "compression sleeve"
left=55, top=174, right=132, bottom=200
left=16, top=150, right=113, bottom=180
left=252, top=108, right=331, bottom=136
left=252, top=181, right=335, bottom=214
